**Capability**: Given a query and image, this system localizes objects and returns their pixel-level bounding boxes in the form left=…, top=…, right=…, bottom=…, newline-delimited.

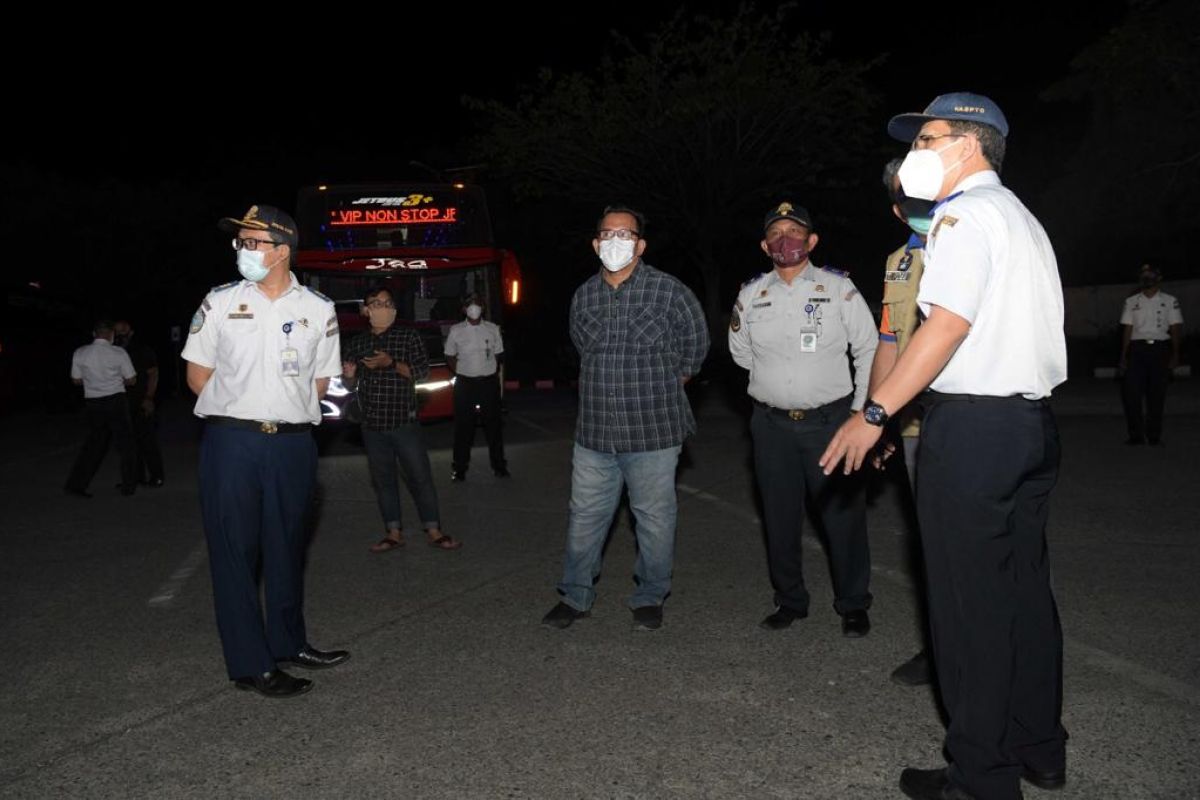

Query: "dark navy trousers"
left=199, top=424, right=316, bottom=679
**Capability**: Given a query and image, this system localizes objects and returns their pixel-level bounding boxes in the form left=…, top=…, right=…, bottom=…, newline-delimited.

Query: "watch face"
left=864, top=403, right=887, bottom=425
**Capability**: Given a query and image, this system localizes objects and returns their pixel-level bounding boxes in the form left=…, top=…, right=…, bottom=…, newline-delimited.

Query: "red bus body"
left=293, top=184, right=520, bottom=423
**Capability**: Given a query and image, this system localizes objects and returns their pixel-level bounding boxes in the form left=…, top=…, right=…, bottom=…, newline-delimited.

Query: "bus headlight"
left=416, top=377, right=456, bottom=393
left=326, top=376, right=351, bottom=397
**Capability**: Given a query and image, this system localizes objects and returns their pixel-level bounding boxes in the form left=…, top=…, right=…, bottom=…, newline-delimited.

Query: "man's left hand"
left=820, top=413, right=884, bottom=476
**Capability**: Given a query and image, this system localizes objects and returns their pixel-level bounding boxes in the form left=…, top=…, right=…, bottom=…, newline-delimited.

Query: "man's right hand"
left=870, top=438, right=898, bottom=471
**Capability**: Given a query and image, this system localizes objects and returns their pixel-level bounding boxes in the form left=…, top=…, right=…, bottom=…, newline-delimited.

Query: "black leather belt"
left=754, top=395, right=851, bottom=421
left=922, top=391, right=1044, bottom=406
left=206, top=416, right=312, bottom=434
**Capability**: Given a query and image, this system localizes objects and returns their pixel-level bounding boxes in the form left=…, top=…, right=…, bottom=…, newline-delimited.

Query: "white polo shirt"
left=181, top=274, right=342, bottom=424
left=71, top=339, right=136, bottom=399
left=444, top=319, right=504, bottom=377
left=917, top=171, right=1067, bottom=400
left=1120, top=291, right=1182, bottom=342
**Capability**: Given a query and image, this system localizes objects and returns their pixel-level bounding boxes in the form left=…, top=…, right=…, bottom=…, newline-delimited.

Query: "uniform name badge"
left=281, top=347, right=300, bottom=377
left=799, top=327, right=818, bottom=353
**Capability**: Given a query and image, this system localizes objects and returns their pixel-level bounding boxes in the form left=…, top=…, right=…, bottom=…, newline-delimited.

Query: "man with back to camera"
left=821, top=93, right=1068, bottom=800
left=64, top=319, right=138, bottom=497
left=183, top=204, right=350, bottom=699
left=541, top=205, right=709, bottom=632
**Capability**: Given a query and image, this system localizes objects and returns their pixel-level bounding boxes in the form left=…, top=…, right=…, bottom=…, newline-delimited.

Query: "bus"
left=293, top=183, right=521, bottom=422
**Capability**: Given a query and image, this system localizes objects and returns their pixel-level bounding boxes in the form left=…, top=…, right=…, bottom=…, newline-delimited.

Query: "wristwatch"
left=862, top=399, right=889, bottom=427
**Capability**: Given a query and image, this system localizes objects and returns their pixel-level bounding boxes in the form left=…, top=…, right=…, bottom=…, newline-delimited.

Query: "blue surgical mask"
left=906, top=216, right=933, bottom=236
left=237, top=249, right=270, bottom=282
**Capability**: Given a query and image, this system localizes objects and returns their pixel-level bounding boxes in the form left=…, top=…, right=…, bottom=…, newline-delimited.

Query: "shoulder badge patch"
left=730, top=305, right=742, bottom=332
left=190, top=308, right=206, bottom=334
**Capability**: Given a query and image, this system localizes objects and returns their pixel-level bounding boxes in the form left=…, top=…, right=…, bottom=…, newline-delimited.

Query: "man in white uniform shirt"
left=182, top=204, right=350, bottom=699
left=1119, top=263, right=1184, bottom=445
left=444, top=293, right=508, bottom=480
left=64, top=319, right=138, bottom=497
left=821, top=93, right=1068, bottom=800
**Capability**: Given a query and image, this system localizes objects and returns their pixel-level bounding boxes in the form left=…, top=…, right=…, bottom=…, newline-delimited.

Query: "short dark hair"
left=597, top=205, right=647, bottom=238
left=882, top=158, right=905, bottom=202
left=947, top=119, right=1006, bottom=174
left=363, top=285, right=393, bottom=305
left=94, top=319, right=115, bottom=336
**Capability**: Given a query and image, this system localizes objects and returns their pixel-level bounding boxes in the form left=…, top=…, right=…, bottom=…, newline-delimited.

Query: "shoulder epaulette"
left=210, top=280, right=239, bottom=293
left=820, top=266, right=850, bottom=278
left=306, top=286, right=334, bottom=303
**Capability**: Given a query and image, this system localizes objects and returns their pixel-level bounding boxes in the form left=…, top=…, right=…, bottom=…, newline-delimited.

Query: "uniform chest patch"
left=808, top=297, right=830, bottom=303
left=752, top=301, right=772, bottom=309
left=885, top=271, right=912, bottom=283
left=228, top=312, right=254, bottom=320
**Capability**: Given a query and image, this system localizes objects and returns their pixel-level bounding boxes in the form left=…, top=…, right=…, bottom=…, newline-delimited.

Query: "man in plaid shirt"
left=342, top=286, right=461, bottom=552
left=542, top=206, right=708, bottom=632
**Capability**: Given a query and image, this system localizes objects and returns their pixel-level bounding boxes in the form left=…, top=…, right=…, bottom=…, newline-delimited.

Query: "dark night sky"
left=5, top=0, right=1185, bottom=388
left=12, top=3, right=1129, bottom=194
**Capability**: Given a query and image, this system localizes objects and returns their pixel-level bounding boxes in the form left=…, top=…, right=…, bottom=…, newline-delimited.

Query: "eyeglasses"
left=596, top=229, right=640, bottom=241
left=911, top=132, right=965, bottom=151
left=365, top=300, right=396, bottom=309
left=231, top=237, right=283, bottom=251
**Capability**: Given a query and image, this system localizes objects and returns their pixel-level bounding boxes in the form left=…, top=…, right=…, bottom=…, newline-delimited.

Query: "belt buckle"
left=260, top=421, right=278, bottom=434
left=788, top=409, right=805, bottom=421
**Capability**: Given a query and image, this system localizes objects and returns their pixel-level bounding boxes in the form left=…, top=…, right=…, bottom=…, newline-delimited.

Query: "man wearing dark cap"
left=729, top=202, right=877, bottom=638
left=1119, top=263, right=1183, bottom=445
left=182, top=204, right=350, bottom=698
left=821, top=93, right=1068, bottom=800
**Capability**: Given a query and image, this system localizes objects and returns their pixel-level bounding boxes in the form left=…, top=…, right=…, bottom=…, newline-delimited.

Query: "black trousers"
left=1121, top=340, right=1171, bottom=442
left=917, top=394, right=1066, bottom=800
left=750, top=397, right=872, bottom=615
left=129, top=398, right=165, bottom=482
left=452, top=374, right=506, bottom=472
left=65, top=393, right=137, bottom=492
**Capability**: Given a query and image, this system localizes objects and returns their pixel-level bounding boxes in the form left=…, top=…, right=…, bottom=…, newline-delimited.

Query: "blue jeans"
left=362, top=426, right=441, bottom=531
left=557, top=443, right=682, bottom=611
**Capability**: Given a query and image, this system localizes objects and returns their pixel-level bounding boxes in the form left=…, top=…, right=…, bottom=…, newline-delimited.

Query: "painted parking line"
left=148, top=542, right=207, bottom=607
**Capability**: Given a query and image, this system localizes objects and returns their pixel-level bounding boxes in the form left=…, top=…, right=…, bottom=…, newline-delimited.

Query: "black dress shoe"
left=631, top=605, right=663, bottom=631
left=64, top=487, right=93, bottom=499
left=899, top=767, right=981, bottom=800
left=144, top=478, right=165, bottom=488
left=281, top=645, right=350, bottom=670
left=1021, top=764, right=1066, bottom=790
left=451, top=469, right=466, bottom=482
left=542, top=601, right=589, bottom=629
left=493, top=466, right=511, bottom=478
left=233, top=669, right=313, bottom=698
left=759, top=605, right=807, bottom=630
left=841, top=609, right=871, bottom=638
left=891, top=649, right=933, bottom=686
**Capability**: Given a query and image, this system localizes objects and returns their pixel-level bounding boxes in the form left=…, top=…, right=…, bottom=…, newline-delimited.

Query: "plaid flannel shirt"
left=570, top=262, right=709, bottom=452
left=342, top=325, right=430, bottom=430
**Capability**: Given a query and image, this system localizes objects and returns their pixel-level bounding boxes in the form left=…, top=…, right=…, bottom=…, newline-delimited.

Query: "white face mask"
left=598, top=238, right=636, bottom=272
left=466, top=303, right=483, bottom=320
left=897, top=138, right=967, bottom=201
left=237, top=249, right=270, bottom=282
